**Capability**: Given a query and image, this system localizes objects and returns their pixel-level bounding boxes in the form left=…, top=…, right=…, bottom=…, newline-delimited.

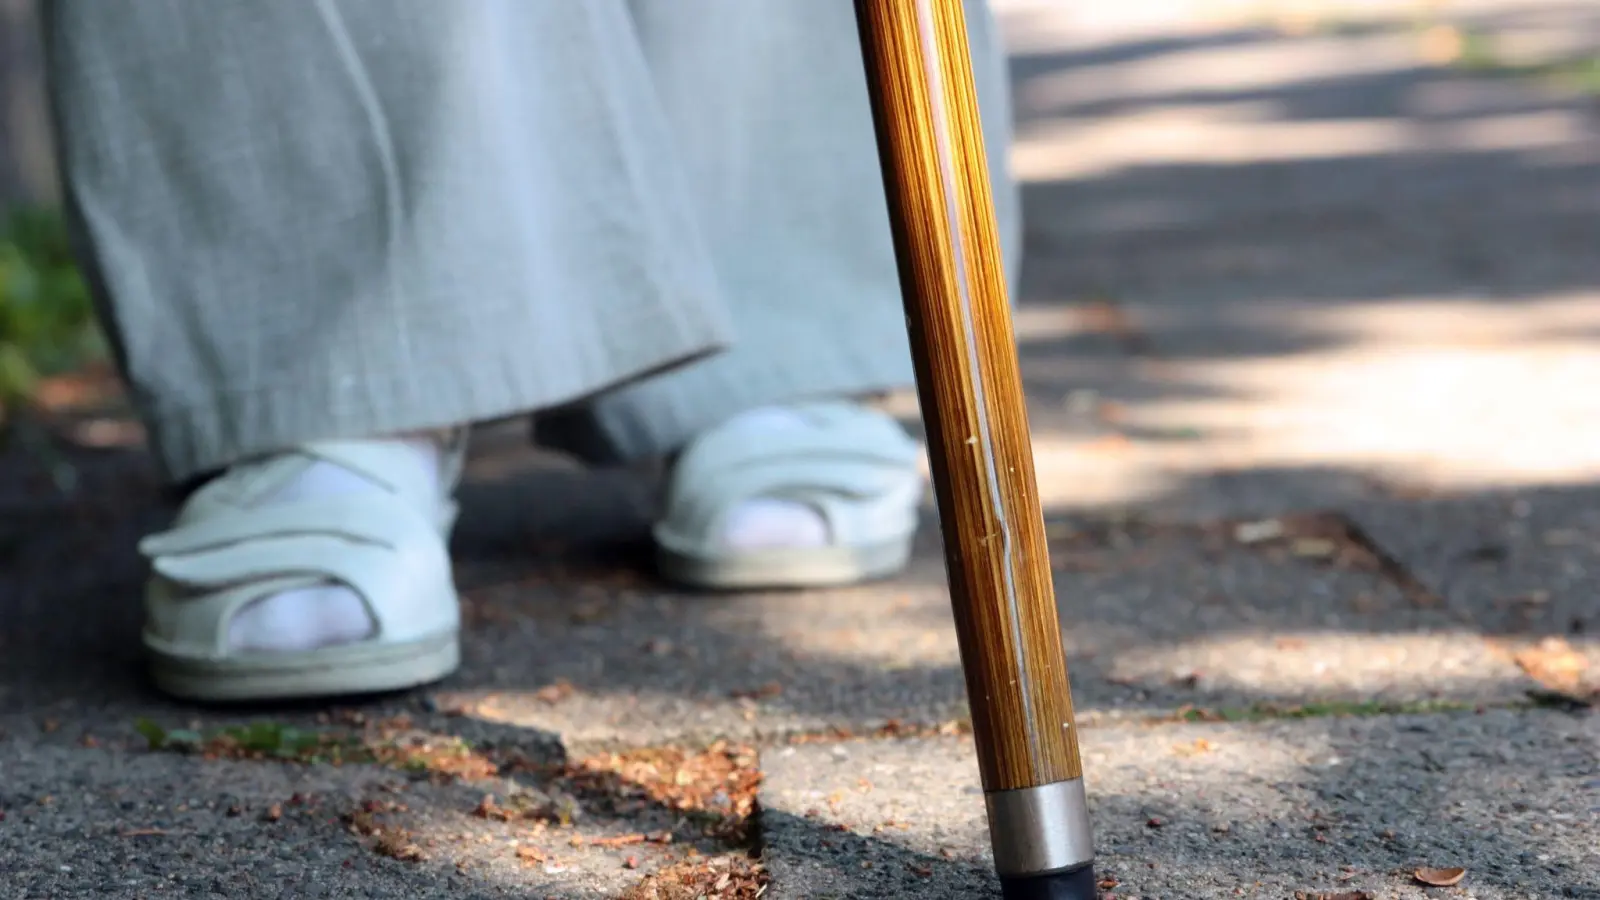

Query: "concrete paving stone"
left=0, top=724, right=743, bottom=899
left=1347, top=485, right=1600, bottom=684
left=759, top=707, right=1600, bottom=899
left=0, top=744, right=599, bottom=898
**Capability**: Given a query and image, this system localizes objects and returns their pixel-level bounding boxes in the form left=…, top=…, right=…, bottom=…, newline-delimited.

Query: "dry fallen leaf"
left=729, top=682, right=784, bottom=701
left=1414, top=866, right=1466, bottom=887
left=1513, top=637, right=1591, bottom=696
left=515, top=845, right=548, bottom=865
left=374, top=829, right=425, bottom=862
left=536, top=679, right=575, bottom=705
left=1081, top=433, right=1133, bottom=456
left=1173, top=738, right=1215, bottom=757
left=1234, top=519, right=1286, bottom=545
left=1291, top=537, right=1339, bottom=559
left=1076, top=297, right=1139, bottom=340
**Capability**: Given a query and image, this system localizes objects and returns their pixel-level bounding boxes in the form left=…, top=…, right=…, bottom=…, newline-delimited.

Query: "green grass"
left=0, top=207, right=103, bottom=420
left=1431, top=26, right=1600, bottom=96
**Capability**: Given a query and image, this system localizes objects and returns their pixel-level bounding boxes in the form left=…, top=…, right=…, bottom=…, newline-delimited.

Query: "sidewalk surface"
left=3, top=2, right=1598, bottom=898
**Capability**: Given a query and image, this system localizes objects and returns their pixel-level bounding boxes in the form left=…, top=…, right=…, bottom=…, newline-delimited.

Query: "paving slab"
left=0, top=717, right=757, bottom=899
left=1347, top=485, right=1600, bottom=689
left=0, top=742, right=615, bottom=898
left=759, top=708, right=1600, bottom=899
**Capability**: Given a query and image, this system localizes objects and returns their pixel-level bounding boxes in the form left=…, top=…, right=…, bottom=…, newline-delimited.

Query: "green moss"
left=1174, top=697, right=1484, bottom=723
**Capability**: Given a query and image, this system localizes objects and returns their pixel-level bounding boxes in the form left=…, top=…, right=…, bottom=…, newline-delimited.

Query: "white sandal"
left=653, top=402, right=924, bottom=590
left=139, top=436, right=465, bottom=702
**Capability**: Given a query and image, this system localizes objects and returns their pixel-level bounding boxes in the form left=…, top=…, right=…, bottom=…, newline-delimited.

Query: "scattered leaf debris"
left=473, top=791, right=581, bottom=827
left=620, top=855, right=768, bottom=900
left=556, top=741, right=762, bottom=844
left=1414, top=866, right=1466, bottom=887
left=343, top=800, right=425, bottom=863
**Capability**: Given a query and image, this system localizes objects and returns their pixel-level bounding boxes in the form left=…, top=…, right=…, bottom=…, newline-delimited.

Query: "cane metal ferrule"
left=984, top=778, right=1095, bottom=877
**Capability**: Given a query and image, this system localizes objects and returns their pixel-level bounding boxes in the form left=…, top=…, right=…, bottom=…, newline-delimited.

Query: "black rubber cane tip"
left=999, top=863, right=1099, bottom=900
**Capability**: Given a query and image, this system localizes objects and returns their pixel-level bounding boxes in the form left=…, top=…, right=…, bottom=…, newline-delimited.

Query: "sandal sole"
left=146, top=631, right=459, bottom=702
left=654, top=535, right=915, bottom=590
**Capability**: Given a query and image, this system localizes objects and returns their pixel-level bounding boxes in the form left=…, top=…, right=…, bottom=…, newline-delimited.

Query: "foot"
left=653, top=402, right=924, bottom=589
left=139, top=433, right=465, bottom=701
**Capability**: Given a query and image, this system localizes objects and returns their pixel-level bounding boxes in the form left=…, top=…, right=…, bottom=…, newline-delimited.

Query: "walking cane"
left=854, top=2, right=1098, bottom=897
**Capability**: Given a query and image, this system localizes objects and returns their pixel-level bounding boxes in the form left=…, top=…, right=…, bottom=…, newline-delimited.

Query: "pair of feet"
left=139, top=401, right=925, bottom=702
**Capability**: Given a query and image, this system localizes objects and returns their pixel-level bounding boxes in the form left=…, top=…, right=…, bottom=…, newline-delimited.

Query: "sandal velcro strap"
left=140, top=443, right=461, bottom=659
left=658, top=402, right=923, bottom=551
left=140, top=496, right=420, bottom=557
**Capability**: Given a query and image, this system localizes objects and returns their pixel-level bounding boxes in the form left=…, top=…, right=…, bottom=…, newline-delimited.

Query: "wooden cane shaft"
left=854, top=0, right=1084, bottom=792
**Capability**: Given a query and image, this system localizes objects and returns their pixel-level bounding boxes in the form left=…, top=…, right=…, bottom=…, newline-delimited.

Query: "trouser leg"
left=537, top=0, right=1020, bottom=462
left=44, top=0, right=733, bottom=481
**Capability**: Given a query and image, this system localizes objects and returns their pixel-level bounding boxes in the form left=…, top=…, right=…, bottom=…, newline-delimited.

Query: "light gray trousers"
left=44, top=0, right=1019, bottom=481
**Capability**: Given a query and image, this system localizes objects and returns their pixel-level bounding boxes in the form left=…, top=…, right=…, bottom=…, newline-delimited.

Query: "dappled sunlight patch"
left=1014, top=106, right=1592, bottom=182
left=1030, top=432, right=1182, bottom=508
left=431, top=685, right=765, bottom=738
left=1122, top=331, right=1600, bottom=490
left=1095, top=627, right=1590, bottom=701
left=1015, top=25, right=1422, bottom=118
left=1010, top=291, right=1600, bottom=501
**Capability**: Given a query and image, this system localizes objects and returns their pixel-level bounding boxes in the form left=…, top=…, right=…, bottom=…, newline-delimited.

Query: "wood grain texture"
left=855, top=0, right=1083, bottom=792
